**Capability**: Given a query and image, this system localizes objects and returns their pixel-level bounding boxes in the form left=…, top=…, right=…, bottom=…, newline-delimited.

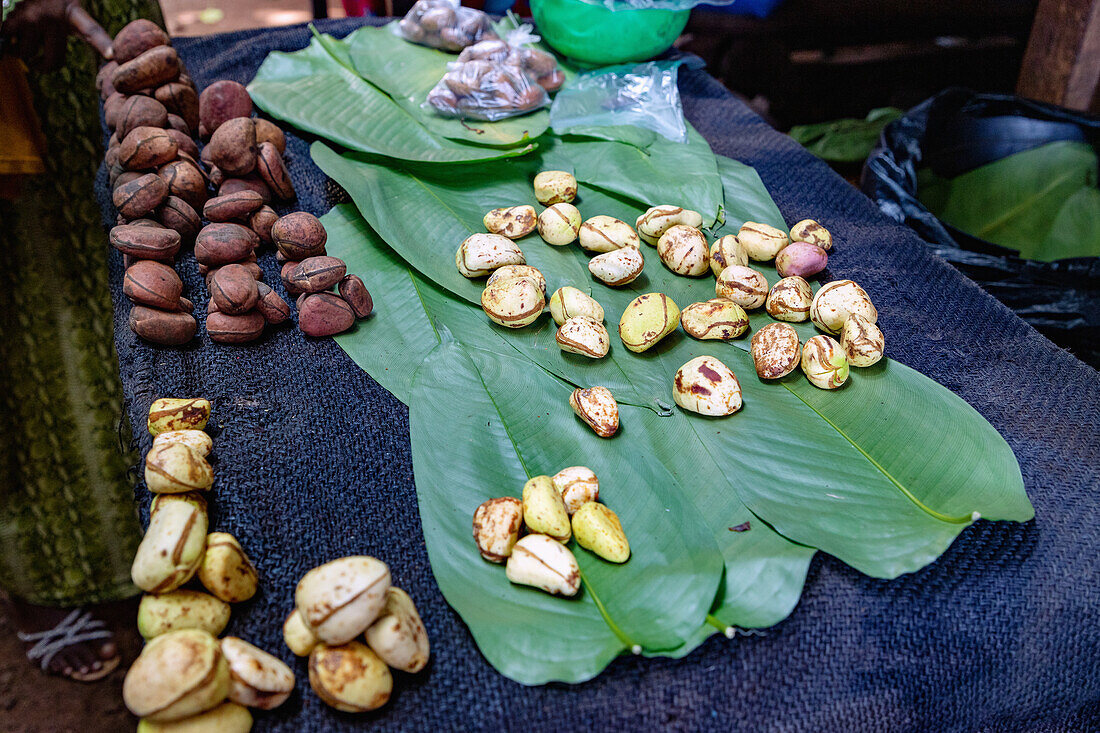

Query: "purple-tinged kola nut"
left=775, top=241, right=828, bottom=279
left=288, top=256, right=346, bottom=294
left=207, top=311, right=265, bottom=344
left=338, top=275, right=373, bottom=319
left=124, top=260, right=183, bottom=311
left=158, top=196, right=202, bottom=240
left=210, top=264, right=260, bottom=315
left=203, top=190, right=265, bottom=222
left=206, top=117, right=258, bottom=177
left=250, top=206, right=278, bottom=244
left=299, top=293, right=355, bottom=337
left=199, top=80, right=254, bottom=136
left=272, top=212, right=327, bottom=261
left=111, top=224, right=180, bottom=260
left=130, top=307, right=198, bottom=346
left=195, top=224, right=259, bottom=267
left=255, top=282, right=291, bottom=325
left=165, top=128, right=199, bottom=160
left=154, top=82, right=199, bottom=132
left=255, top=142, right=295, bottom=201
left=114, top=173, right=169, bottom=220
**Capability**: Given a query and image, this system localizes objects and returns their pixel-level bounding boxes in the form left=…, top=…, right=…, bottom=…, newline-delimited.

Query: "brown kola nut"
left=154, top=82, right=199, bottom=132
left=124, top=261, right=183, bottom=310
left=114, top=173, right=169, bottom=219
left=112, top=19, right=169, bottom=64
left=255, top=142, right=295, bottom=201
left=250, top=206, right=278, bottom=244
left=179, top=297, right=194, bottom=313
left=166, top=113, right=190, bottom=135
left=130, top=306, right=197, bottom=346
left=220, top=177, right=272, bottom=204
left=338, top=275, right=373, bottom=318
left=207, top=311, right=265, bottom=344
left=165, top=128, right=200, bottom=160
left=198, top=80, right=253, bottom=135
left=195, top=223, right=259, bottom=267
left=105, top=145, right=120, bottom=169
left=299, top=293, right=355, bottom=337
left=272, top=212, right=327, bottom=260
left=287, top=256, right=346, bottom=294
left=253, top=119, right=286, bottom=154
left=97, top=61, right=118, bottom=99
left=206, top=117, right=258, bottom=177
left=103, top=92, right=127, bottom=129
left=210, top=265, right=260, bottom=315
left=255, top=282, right=291, bottom=325
left=280, top=262, right=303, bottom=295
left=110, top=224, right=181, bottom=260
left=158, top=196, right=201, bottom=240
left=203, top=191, right=265, bottom=222
left=112, top=46, right=180, bottom=94
left=158, top=160, right=207, bottom=211
left=119, top=127, right=177, bottom=171
left=113, top=169, right=141, bottom=192
left=115, top=95, right=168, bottom=139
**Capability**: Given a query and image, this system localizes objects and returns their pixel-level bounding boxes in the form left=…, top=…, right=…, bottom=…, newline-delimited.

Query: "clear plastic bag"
left=426, top=27, right=556, bottom=121
left=399, top=0, right=498, bottom=52
left=549, top=60, right=687, bottom=143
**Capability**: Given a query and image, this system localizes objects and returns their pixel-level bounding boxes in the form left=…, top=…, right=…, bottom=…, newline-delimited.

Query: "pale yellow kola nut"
left=636, top=205, right=704, bottom=246
left=153, top=430, right=213, bottom=457
left=549, top=286, right=604, bottom=325
left=148, top=397, right=211, bottom=435
left=131, top=496, right=207, bottom=593
left=455, top=233, right=525, bottom=278
left=484, top=205, right=537, bottom=239
left=569, top=386, right=619, bottom=438
left=589, top=247, right=644, bottom=287
left=572, top=502, right=630, bottom=563
left=486, top=264, right=546, bottom=299
left=472, top=496, right=524, bottom=563
left=551, top=466, right=599, bottom=515
left=738, top=221, right=789, bottom=261
left=505, top=534, right=580, bottom=596
left=137, top=590, right=230, bottom=640
left=673, top=355, right=743, bottom=416
left=810, top=279, right=878, bottom=335
left=145, top=442, right=214, bottom=494
left=709, top=234, right=748, bottom=276
left=841, top=313, right=885, bottom=367
left=789, top=218, right=833, bottom=250
left=715, top=265, right=769, bottom=310
left=556, top=316, right=610, bottom=358
left=802, top=335, right=849, bottom=389
left=282, top=609, right=319, bottom=657
left=295, top=556, right=391, bottom=645
left=123, top=629, right=229, bottom=723
left=136, top=702, right=252, bottom=733
left=220, top=637, right=295, bottom=710
left=765, top=276, right=813, bottom=322
left=751, top=323, right=801, bottom=380
left=533, top=170, right=577, bottom=205
left=578, top=215, right=639, bottom=253
left=481, top=276, right=544, bottom=328
left=537, top=203, right=582, bottom=245
left=522, top=475, right=571, bottom=542
left=618, top=292, right=680, bottom=353
left=364, top=587, right=430, bottom=673
left=197, top=532, right=259, bottom=603
left=657, top=224, right=710, bottom=276
left=308, top=642, right=392, bottom=713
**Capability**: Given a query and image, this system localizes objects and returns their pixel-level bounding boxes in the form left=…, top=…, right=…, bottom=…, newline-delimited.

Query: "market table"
left=99, top=17, right=1100, bottom=731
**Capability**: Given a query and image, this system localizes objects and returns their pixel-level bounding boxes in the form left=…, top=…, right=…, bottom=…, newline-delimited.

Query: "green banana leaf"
left=789, top=107, right=904, bottom=164
left=409, top=338, right=724, bottom=684
left=917, top=141, right=1100, bottom=262
left=345, top=23, right=549, bottom=147
left=324, top=204, right=815, bottom=642
left=317, top=146, right=1033, bottom=579
left=248, top=34, right=534, bottom=163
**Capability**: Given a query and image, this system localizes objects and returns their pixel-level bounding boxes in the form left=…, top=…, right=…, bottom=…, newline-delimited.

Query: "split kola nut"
left=506, top=534, right=581, bottom=596
left=572, top=502, right=630, bottom=563
left=481, top=274, right=545, bottom=328
left=589, top=247, right=644, bottom=286
left=765, top=276, right=813, bottom=322
left=710, top=234, right=748, bottom=276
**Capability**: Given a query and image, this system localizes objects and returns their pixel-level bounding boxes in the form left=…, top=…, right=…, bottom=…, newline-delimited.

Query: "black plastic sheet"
left=862, top=88, right=1100, bottom=367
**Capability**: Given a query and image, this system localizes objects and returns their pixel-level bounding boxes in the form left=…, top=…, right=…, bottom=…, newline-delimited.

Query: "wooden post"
left=1017, top=0, right=1100, bottom=112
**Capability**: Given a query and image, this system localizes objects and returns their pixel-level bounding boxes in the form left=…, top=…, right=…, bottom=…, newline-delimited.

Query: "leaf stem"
left=580, top=571, right=636, bottom=650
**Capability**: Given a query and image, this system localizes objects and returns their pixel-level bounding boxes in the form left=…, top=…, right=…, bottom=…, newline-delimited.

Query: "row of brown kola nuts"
left=123, top=400, right=427, bottom=729
left=125, top=397, right=285, bottom=732
left=455, top=171, right=884, bottom=435
left=100, top=20, right=373, bottom=345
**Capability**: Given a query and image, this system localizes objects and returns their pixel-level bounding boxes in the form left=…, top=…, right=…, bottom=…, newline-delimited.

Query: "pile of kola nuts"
left=124, top=398, right=293, bottom=731
left=453, top=168, right=884, bottom=436
left=282, top=557, right=430, bottom=712
left=473, top=467, right=629, bottom=597
left=102, top=19, right=373, bottom=346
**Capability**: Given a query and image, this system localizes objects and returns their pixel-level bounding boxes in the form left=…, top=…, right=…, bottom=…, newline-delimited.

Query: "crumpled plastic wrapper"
left=427, top=59, right=549, bottom=121
left=399, top=0, right=498, bottom=52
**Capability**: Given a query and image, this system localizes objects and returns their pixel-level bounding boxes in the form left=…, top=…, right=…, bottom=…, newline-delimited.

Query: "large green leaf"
left=789, top=107, right=904, bottom=164
left=248, top=35, right=534, bottom=163
left=409, top=339, right=724, bottom=684
left=345, top=23, right=549, bottom=147
left=320, top=146, right=1032, bottom=579
left=918, top=141, right=1100, bottom=262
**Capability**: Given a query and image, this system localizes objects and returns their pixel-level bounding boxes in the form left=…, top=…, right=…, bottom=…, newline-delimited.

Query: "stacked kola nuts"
left=472, top=467, right=630, bottom=598
left=282, top=557, right=430, bottom=712
left=124, top=398, right=295, bottom=731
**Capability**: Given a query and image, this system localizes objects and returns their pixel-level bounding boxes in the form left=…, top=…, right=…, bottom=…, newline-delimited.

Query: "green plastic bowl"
left=530, top=0, right=691, bottom=66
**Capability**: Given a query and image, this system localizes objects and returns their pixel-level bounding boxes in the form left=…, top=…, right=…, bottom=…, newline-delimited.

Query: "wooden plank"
left=1017, top=0, right=1100, bottom=111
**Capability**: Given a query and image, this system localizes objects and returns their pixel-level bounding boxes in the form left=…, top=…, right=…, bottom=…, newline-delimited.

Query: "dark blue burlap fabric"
left=99, top=18, right=1100, bottom=731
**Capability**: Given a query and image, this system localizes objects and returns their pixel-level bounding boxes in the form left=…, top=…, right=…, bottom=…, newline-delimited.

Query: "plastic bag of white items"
left=456, top=32, right=565, bottom=93
left=399, top=0, right=498, bottom=52
left=427, top=60, right=550, bottom=121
